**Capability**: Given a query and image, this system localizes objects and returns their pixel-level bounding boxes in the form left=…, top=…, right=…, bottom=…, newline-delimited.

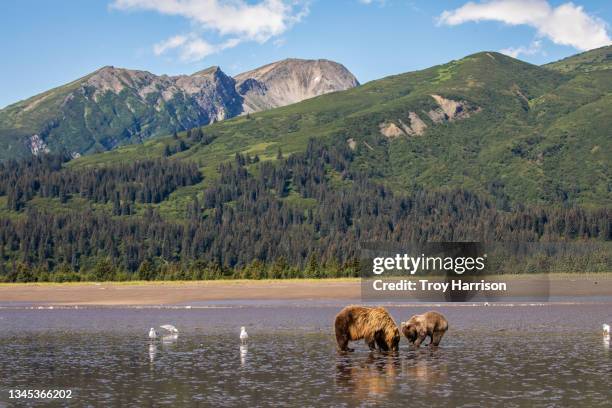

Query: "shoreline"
left=0, top=274, right=610, bottom=306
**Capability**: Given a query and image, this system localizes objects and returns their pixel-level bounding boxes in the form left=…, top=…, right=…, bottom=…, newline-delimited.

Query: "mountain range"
left=2, top=46, right=612, bottom=208
left=65, top=45, right=610, bottom=208
left=0, top=59, right=358, bottom=160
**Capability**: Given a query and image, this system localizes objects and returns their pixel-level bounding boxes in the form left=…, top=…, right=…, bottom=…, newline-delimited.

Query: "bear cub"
left=401, top=311, right=448, bottom=347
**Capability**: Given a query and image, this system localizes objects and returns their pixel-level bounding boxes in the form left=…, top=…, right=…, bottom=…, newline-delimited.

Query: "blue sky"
left=1, top=0, right=611, bottom=108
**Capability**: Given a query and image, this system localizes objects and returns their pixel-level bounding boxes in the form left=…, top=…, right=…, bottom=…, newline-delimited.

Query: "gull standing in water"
left=240, top=327, right=248, bottom=344
left=149, top=328, right=157, bottom=340
left=160, top=324, right=179, bottom=343
left=604, top=324, right=610, bottom=336
left=160, top=324, right=179, bottom=334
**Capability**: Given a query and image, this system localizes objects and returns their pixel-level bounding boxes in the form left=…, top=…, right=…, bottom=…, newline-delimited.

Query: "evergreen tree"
left=93, top=258, right=116, bottom=281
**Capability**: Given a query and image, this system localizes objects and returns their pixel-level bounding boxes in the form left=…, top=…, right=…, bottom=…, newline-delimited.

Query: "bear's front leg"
left=336, top=333, right=353, bottom=352
left=413, top=333, right=427, bottom=348
left=365, top=333, right=376, bottom=351
left=375, top=336, right=389, bottom=352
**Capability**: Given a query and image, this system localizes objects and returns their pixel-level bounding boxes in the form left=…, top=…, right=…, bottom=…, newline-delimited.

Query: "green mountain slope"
left=71, top=48, right=611, bottom=208
left=544, top=45, right=612, bottom=73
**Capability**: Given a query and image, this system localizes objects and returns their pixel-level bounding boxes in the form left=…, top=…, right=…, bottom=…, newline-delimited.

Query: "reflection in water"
left=604, top=334, right=610, bottom=350
left=148, top=343, right=157, bottom=363
left=403, top=351, right=448, bottom=386
left=162, top=334, right=179, bottom=344
left=240, top=344, right=248, bottom=366
left=336, top=353, right=400, bottom=400
left=335, top=350, right=450, bottom=402
left=148, top=334, right=176, bottom=363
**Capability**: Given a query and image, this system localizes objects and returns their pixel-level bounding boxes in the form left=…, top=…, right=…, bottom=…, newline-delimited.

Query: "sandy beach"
left=0, top=275, right=610, bottom=306
left=0, top=280, right=362, bottom=306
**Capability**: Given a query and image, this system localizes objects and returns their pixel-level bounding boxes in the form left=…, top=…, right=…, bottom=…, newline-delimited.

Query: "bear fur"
left=335, top=305, right=400, bottom=352
left=401, top=311, right=448, bottom=347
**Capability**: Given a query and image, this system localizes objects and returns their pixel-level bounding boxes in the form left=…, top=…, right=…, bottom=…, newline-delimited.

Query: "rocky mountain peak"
left=191, top=66, right=223, bottom=77
left=234, top=58, right=359, bottom=113
left=85, top=66, right=158, bottom=96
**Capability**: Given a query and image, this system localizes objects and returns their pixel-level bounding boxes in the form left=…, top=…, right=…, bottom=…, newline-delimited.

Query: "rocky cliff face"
left=82, top=65, right=244, bottom=125
left=234, top=59, right=359, bottom=113
left=0, top=59, right=358, bottom=160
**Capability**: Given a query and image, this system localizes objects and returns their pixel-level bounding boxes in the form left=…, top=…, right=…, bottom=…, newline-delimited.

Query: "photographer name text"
left=372, top=279, right=507, bottom=292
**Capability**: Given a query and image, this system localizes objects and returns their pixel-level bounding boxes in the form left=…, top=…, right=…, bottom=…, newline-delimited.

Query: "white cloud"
left=153, top=35, right=188, bottom=56
left=438, top=0, right=611, bottom=51
left=112, top=0, right=309, bottom=61
left=153, top=35, right=240, bottom=62
left=273, top=37, right=287, bottom=48
left=179, top=38, right=217, bottom=61
left=500, top=39, right=542, bottom=58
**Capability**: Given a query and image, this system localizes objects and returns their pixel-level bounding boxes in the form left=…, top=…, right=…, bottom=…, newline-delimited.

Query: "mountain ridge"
left=543, top=45, right=612, bottom=73
left=0, top=58, right=359, bottom=160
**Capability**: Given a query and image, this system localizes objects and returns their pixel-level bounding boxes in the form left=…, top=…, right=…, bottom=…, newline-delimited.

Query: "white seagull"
left=604, top=324, right=610, bottom=336
left=160, top=324, right=179, bottom=334
left=240, top=326, right=248, bottom=344
left=148, top=328, right=157, bottom=340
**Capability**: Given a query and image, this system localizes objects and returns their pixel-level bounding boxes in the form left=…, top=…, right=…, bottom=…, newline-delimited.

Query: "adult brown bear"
left=334, top=306, right=400, bottom=352
left=400, top=311, right=448, bottom=347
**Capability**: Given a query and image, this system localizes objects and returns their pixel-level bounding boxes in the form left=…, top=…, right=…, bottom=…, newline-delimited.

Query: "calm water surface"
left=0, top=303, right=610, bottom=407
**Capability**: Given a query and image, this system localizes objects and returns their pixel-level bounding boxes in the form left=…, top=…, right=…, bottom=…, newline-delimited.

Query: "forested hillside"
left=0, top=47, right=610, bottom=281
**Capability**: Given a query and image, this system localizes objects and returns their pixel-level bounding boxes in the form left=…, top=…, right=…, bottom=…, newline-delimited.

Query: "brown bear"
left=334, top=305, right=400, bottom=352
left=400, top=311, right=448, bottom=348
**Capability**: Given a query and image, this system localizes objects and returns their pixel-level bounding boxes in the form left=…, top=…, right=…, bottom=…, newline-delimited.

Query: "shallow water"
left=0, top=304, right=610, bottom=407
